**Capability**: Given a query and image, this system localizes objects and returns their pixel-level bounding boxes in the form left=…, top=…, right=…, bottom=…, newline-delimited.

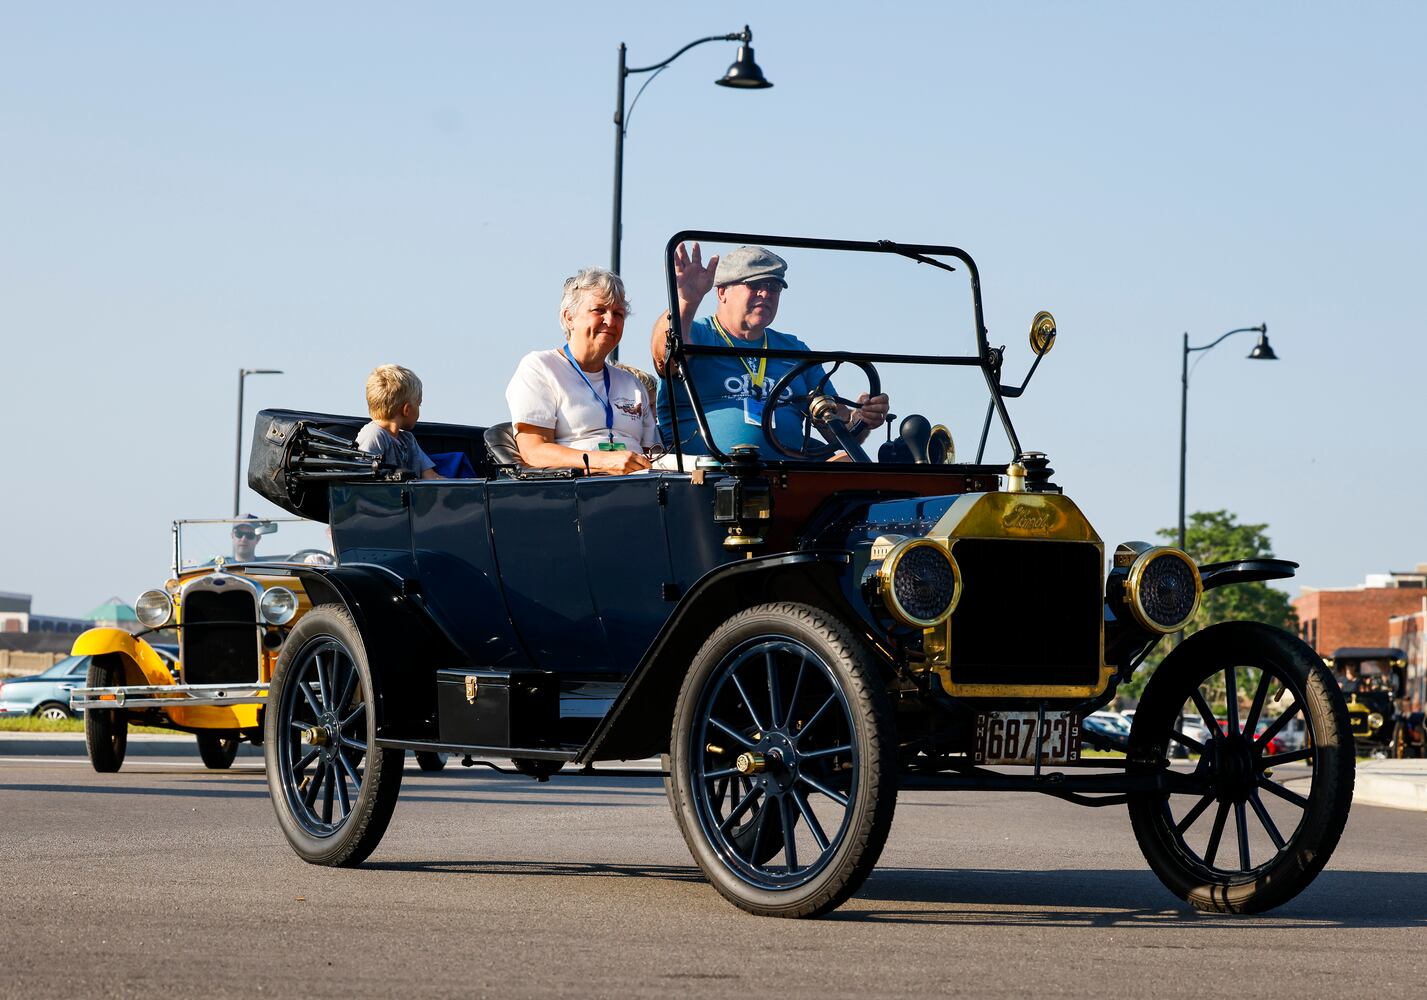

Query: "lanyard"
left=711, top=316, right=768, bottom=398
left=562, top=344, right=615, bottom=441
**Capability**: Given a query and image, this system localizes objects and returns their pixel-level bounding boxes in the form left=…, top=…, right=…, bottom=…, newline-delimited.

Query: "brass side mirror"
left=928, top=424, right=956, bottom=464
left=1029, top=311, right=1057, bottom=356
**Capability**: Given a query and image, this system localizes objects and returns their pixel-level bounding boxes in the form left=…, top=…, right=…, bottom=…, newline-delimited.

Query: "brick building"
left=1293, top=565, right=1427, bottom=658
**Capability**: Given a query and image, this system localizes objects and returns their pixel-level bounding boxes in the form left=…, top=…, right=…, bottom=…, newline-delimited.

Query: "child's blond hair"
left=365, top=364, right=423, bottom=420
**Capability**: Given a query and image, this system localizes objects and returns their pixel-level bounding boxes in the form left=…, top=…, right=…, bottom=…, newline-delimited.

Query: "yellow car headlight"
left=259, top=587, right=299, bottom=626
left=877, top=538, right=961, bottom=628
left=134, top=589, right=174, bottom=629
left=1124, top=547, right=1201, bottom=634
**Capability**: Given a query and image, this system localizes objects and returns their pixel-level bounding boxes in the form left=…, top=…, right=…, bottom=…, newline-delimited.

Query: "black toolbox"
left=435, top=669, right=558, bottom=748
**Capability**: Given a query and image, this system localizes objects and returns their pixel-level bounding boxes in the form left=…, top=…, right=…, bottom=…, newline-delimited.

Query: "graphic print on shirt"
left=721, top=372, right=798, bottom=403
left=614, top=396, right=645, bottom=418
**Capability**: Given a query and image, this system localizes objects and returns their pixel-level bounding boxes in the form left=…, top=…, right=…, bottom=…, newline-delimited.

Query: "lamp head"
left=716, top=29, right=772, bottom=89
left=1248, top=326, right=1277, bottom=360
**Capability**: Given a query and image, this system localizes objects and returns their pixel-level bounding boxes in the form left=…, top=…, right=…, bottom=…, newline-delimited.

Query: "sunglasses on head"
left=233, top=529, right=257, bottom=540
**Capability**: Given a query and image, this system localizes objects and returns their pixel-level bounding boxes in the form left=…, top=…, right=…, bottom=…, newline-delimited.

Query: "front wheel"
left=1127, top=621, right=1354, bottom=913
left=83, top=654, right=128, bottom=773
left=264, top=606, right=403, bottom=867
left=668, top=602, right=897, bottom=918
left=197, top=731, right=241, bottom=769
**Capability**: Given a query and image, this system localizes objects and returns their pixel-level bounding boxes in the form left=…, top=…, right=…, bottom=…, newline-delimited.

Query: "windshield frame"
left=170, top=516, right=323, bottom=577
left=660, top=230, right=1020, bottom=470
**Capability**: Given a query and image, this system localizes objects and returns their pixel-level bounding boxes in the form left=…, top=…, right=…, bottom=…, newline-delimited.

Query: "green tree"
left=1119, top=510, right=1298, bottom=701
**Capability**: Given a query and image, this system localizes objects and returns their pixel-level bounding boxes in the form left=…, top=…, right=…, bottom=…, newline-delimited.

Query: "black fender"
left=293, top=564, right=463, bottom=737
left=1199, top=557, right=1298, bottom=590
left=1106, top=556, right=1300, bottom=669
left=577, top=550, right=887, bottom=764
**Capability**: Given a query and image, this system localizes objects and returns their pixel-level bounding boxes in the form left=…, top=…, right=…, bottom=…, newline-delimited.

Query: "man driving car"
left=230, top=517, right=261, bottom=562
left=651, top=243, right=890, bottom=458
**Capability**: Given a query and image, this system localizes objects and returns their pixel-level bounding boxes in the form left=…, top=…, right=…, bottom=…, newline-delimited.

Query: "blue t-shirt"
left=656, top=317, right=838, bottom=456
left=355, top=422, right=435, bottom=477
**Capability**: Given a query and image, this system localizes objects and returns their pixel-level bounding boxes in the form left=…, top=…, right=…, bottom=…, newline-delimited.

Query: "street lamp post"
left=234, top=367, right=283, bottom=516
left=1177, top=324, right=1277, bottom=553
left=610, top=26, right=772, bottom=359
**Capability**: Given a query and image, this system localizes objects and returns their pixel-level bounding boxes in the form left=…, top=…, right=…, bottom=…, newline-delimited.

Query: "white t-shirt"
left=506, top=348, right=661, bottom=452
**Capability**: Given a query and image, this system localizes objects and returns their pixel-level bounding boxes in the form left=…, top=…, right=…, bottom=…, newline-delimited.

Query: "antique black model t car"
left=250, top=233, right=1353, bottom=918
left=1329, top=647, right=1424, bottom=757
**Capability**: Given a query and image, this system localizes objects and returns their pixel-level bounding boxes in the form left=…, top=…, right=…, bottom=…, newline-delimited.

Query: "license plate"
left=975, top=711, right=1079, bottom=765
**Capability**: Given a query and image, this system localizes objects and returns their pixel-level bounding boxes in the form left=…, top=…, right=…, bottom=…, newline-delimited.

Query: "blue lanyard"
left=562, top=344, right=614, bottom=441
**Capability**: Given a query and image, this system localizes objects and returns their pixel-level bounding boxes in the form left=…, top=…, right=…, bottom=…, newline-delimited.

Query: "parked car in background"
left=1083, top=710, right=1131, bottom=749
left=1, top=650, right=180, bottom=720
left=1216, top=717, right=1282, bottom=755
left=1270, top=715, right=1307, bottom=752
left=1173, top=713, right=1211, bottom=746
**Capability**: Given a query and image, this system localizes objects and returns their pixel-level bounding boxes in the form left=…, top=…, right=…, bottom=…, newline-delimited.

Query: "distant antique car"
left=248, top=232, right=1354, bottom=918
left=68, top=517, right=341, bottom=771
left=1329, top=647, right=1424, bottom=758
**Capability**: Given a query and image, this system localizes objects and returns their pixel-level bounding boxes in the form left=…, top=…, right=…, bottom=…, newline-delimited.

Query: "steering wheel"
left=759, top=359, right=881, bottom=462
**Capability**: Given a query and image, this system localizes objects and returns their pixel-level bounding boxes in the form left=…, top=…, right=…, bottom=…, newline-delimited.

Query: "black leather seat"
left=484, top=422, right=522, bottom=467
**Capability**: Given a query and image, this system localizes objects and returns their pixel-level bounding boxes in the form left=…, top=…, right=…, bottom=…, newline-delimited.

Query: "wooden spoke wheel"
left=1128, top=622, right=1354, bottom=913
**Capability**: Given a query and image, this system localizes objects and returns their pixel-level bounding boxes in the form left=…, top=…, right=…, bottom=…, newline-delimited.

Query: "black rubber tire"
left=668, top=602, right=897, bottom=918
left=83, top=654, right=128, bottom=773
left=414, top=751, right=448, bottom=772
left=264, top=606, right=403, bottom=867
left=33, top=702, right=75, bottom=722
left=1127, top=621, right=1354, bottom=914
left=197, top=732, right=241, bottom=769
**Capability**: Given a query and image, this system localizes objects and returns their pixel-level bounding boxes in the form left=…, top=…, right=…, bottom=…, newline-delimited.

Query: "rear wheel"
left=83, top=654, right=128, bottom=773
left=668, top=602, right=897, bottom=918
left=264, top=606, right=403, bottom=867
left=414, top=751, right=448, bottom=772
left=197, top=732, right=241, bottom=769
left=1128, top=622, right=1353, bottom=913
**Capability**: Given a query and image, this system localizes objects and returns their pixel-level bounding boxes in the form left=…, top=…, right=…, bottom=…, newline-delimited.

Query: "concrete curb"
left=0, top=732, right=262, bottom=758
left=1353, top=760, right=1427, bottom=813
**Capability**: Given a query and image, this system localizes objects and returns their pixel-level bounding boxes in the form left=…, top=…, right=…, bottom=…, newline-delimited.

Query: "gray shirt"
left=355, top=422, right=435, bottom=477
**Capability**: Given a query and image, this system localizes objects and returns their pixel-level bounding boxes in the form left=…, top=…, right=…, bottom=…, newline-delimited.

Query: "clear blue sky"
left=2, top=2, right=1423, bottom=616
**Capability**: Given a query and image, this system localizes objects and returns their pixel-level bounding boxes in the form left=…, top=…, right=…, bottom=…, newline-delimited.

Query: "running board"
left=374, top=738, right=577, bottom=762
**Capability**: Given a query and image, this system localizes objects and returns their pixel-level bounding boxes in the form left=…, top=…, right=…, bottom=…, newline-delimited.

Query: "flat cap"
left=714, top=245, right=789, bottom=288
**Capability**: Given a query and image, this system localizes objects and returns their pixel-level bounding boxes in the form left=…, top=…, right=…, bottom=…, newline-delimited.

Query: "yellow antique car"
left=69, top=517, right=332, bottom=771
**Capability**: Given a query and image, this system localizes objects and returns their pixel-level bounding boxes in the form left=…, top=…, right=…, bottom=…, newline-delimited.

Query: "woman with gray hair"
left=505, top=267, right=661, bottom=473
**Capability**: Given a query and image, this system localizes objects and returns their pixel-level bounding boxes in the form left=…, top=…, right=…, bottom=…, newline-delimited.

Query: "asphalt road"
left=2, top=754, right=1425, bottom=999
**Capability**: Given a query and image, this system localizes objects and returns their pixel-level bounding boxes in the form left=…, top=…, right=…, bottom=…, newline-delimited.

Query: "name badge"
left=743, top=397, right=765, bottom=426
left=598, top=441, right=628, bottom=452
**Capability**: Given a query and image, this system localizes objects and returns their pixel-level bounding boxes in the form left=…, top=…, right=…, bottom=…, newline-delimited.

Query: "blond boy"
left=355, top=364, right=442, bottom=479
